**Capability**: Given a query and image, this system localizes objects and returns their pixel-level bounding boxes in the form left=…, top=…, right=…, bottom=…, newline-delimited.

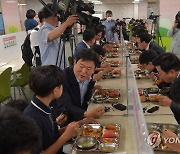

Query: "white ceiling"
left=84, top=0, right=156, bottom=3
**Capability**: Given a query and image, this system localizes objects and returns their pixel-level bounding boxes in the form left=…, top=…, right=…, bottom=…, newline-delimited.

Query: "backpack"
left=21, top=27, right=39, bottom=66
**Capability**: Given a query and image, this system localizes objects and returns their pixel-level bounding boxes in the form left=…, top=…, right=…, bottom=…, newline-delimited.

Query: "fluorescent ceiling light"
left=88, top=0, right=102, bottom=4
left=132, top=1, right=140, bottom=3
left=6, top=0, right=17, bottom=3
left=18, top=4, right=26, bottom=6
left=94, top=2, right=102, bottom=4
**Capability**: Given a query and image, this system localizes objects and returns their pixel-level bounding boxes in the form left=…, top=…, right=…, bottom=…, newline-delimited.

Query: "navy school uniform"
left=23, top=96, right=64, bottom=154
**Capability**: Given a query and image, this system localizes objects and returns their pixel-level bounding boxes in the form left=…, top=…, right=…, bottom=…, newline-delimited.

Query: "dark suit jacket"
left=74, top=41, right=88, bottom=59
left=51, top=67, right=95, bottom=122
left=149, top=41, right=165, bottom=55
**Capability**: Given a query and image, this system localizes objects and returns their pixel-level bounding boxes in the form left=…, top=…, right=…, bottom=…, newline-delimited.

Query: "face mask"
left=107, top=17, right=112, bottom=21
left=96, top=41, right=100, bottom=45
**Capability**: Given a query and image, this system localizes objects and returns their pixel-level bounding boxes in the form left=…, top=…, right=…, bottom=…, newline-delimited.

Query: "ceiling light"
left=18, top=4, right=26, bottom=6
left=6, top=0, right=17, bottom=3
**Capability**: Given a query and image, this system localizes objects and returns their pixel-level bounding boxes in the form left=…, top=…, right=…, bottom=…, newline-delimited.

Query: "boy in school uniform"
left=24, top=65, right=81, bottom=154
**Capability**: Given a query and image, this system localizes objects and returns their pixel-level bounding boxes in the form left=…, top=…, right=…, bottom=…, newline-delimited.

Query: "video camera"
left=149, top=15, right=160, bottom=23
left=52, top=0, right=100, bottom=29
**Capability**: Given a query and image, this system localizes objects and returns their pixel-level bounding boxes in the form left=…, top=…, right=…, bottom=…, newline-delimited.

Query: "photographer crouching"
left=167, top=11, right=180, bottom=58
left=38, top=3, right=78, bottom=69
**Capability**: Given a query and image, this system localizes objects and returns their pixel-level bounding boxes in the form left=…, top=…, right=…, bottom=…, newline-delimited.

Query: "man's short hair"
left=91, top=44, right=106, bottom=57
left=170, top=77, right=180, bottom=103
left=138, top=33, right=152, bottom=43
left=106, top=10, right=112, bottom=15
left=76, top=48, right=99, bottom=67
left=42, top=3, right=57, bottom=18
left=152, top=52, right=180, bottom=73
left=97, top=24, right=106, bottom=30
left=83, top=29, right=95, bottom=42
left=29, top=65, right=65, bottom=97
left=139, top=49, right=158, bottom=65
left=38, top=10, right=45, bottom=23
left=26, top=9, right=36, bottom=19
left=5, top=99, right=28, bottom=112
left=132, top=28, right=148, bottom=37
left=0, top=106, right=41, bottom=154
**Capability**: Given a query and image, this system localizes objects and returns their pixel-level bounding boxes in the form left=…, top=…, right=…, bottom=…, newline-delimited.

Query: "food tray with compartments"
left=102, top=69, right=121, bottom=79
left=106, top=52, right=119, bottom=58
left=72, top=124, right=121, bottom=152
left=138, top=87, right=160, bottom=102
left=134, top=69, right=149, bottom=79
left=130, top=55, right=139, bottom=64
left=147, top=123, right=180, bottom=152
left=91, top=89, right=121, bottom=103
left=105, top=60, right=120, bottom=67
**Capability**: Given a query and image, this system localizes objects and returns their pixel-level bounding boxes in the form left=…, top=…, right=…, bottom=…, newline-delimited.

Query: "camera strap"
left=56, top=37, right=62, bottom=67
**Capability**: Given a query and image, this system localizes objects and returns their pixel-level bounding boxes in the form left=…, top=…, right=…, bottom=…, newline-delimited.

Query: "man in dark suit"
left=137, top=33, right=165, bottom=55
left=52, top=49, right=104, bottom=123
left=152, top=53, right=180, bottom=123
left=74, top=29, right=96, bottom=59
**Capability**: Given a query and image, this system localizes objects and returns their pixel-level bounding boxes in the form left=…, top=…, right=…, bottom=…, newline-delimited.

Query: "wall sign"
left=3, top=35, right=16, bottom=48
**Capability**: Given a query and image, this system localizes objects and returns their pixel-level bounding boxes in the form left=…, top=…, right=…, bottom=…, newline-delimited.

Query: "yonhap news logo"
left=147, top=131, right=180, bottom=148
left=147, top=131, right=161, bottom=148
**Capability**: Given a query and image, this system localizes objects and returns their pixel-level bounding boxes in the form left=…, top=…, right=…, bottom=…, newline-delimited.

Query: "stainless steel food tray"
left=102, top=72, right=121, bottom=79
left=91, top=89, right=121, bottom=103
left=134, top=70, right=149, bottom=79
left=72, top=124, right=121, bottom=152
left=139, top=88, right=160, bottom=102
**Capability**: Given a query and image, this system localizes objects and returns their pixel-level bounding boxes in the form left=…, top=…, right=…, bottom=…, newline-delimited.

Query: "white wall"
left=26, top=0, right=51, bottom=12
left=94, top=3, right=134, bottom=20
left=139, top=0, right=148, bottom=19
left=0, top=31, right=26, bottom=69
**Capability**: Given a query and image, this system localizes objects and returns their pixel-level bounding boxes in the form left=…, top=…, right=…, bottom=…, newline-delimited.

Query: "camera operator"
left=167, top=11, right=180, bottom=58
left=39, top=3, right=78, bottom=69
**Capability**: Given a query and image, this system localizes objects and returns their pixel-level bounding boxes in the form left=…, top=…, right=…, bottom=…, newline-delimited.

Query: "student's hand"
left=103, top=43, right=113, bottom=52
left=93, top=85, right=102, bottom=91
left=64, top=122, right=81, bottom=139
left=84, top=106, right=105, bottom=118
left=56, top=114, right=67, bottom=126
left=65, top=15, right=78, bottom=27
left=162, top=130, right=180, bottom=153
left=103, top=67, right=114, bottom=73
left=101, top=62, right=111, bottom=68
left=137, top=63, right=144, bottom=70
left=78, top=117, right=98, bottom=125
left=158, top=95, right=172, bottom=106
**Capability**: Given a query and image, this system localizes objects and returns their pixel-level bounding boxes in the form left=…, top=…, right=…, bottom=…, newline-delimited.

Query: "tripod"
left=56, top=33, right=77, bottom=69
left=150, top=18, right=164, bottom=48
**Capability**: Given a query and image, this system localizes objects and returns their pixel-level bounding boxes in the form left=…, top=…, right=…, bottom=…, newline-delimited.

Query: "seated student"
left=138, top=49, right=170, bottom=89
left=5, top=99, right=28, bottom=112
left=162, top=78, right=180, bottom=152
left=152, top=52, right=180, bottom=123
left=91, top=44, right=114, bottom=81
left=53, top=49, right=105, bottom=123
left=108, top=26, right=119, bottom=43
left=94, top=28, right=105, bottom=45
left=116, top=21, right=129, bottom=41
left=74, top=29, right=96, bottom=59
left=0, top=106, right=41, bottom=154
left=24, top=65, right=81, bottom=154
left=137, top=33, right=165, bottom=55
